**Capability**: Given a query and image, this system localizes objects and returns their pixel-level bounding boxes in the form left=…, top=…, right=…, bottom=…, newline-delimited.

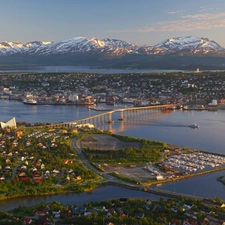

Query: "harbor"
left=163, top=152, right=225, bottom=174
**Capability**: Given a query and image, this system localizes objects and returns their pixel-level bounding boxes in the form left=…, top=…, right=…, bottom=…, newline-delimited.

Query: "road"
left=71, top=136, right=202, bottom=200
left=72, top=138, right=100, bottom=174
left=71, top=138, right=131, bottom=183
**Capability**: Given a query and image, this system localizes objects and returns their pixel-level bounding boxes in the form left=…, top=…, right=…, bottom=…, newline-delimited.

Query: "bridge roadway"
left=54, top=104, right=174, bottom=128
left=102, top=181, right=203, bottom=200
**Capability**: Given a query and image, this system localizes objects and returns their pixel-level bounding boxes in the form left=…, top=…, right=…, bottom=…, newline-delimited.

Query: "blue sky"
left=1, top=0, right=225, bottom=47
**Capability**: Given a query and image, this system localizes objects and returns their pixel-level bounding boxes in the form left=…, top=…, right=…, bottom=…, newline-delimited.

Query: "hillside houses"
left=2, top=72, right=225, bottom=107
left=6, top=197, right=225, bottom=225
left=0, top=127, right=84, bottom=186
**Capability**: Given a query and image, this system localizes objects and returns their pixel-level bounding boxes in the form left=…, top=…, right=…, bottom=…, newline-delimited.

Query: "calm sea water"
left=1, top=99, right=225, bottom=210
left=0, top=186, right=161, bottom=211
left=0, top=66, right=183, bottom=74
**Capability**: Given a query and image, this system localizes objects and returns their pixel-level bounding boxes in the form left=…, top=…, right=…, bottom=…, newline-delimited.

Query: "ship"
left=22, top=99, right=37, bottom=105
left=88, top=105, right=113, bottom=111
left=189, top=123, right=200, bottom=129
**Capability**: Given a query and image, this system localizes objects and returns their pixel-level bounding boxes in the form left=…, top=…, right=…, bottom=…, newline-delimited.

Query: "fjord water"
left=0, top=186, right=162, bottom=211
left=0, top=66, right=183, bottom=74
left=1, top=99, right=225, bottom=210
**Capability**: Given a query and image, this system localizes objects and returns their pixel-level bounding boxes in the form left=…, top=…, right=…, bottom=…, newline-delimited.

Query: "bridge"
left=52, top=104, right=175, bottom=130
left=102, top=181, right=203, bottom=200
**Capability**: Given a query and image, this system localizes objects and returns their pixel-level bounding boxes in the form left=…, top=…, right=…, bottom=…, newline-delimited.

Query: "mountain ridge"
left=1, top=36, right=225, bottom=70
left=1, top=35, right=224, bottom=56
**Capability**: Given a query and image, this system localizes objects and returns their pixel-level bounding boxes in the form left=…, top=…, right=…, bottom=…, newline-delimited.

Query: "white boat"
left=88, top=106, right=112, bottom=111
left=22, top=99, right=37, bottom=105
left=189, top=123, right=199, bottom=129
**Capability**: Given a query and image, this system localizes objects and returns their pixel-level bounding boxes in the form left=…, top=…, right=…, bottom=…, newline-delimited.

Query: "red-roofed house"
left=35, top=210, right=49, bottom=216
left=183, top=219, right=197, bottom=225
left=172, top=218, right=181, bottom=224
left=24, top=217, right=32, bottom=224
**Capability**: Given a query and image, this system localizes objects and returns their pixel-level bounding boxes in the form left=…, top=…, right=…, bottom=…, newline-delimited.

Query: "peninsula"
left=0, top=121, right=224, bottom=202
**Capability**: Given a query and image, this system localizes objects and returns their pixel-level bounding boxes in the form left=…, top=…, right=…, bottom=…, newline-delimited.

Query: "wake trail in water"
left=132, top=119, right=191, bottom=128
left=150, top=124, right=189, bottom=128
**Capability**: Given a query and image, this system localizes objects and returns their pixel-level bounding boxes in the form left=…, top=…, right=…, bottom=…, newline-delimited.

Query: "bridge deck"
left=56, top=104, right=174, bottom=126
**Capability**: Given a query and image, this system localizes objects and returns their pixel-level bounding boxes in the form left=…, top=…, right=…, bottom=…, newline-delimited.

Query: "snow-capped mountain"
left=102, top=38, right=138, bottom=51
left=0, top=36, right=224, bottom=57
left=41, top=37, right=106, bottom=55
left=0, top=41, right=53, bottom=55
left=0, top=41, right=24, bottom=55
left=0, top=37, right=141, bottom=56
left=155, top=36, right=224, bottom=51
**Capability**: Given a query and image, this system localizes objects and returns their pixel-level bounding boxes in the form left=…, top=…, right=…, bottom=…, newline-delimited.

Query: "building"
left=0, top=117, right=17, bottom=129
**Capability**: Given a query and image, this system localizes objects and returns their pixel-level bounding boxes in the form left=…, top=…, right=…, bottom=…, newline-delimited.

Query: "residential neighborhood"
left=3, top=196, right=225, bottom=225
left=0, top=124, right=98, bottom=203
left=0, top=71, right=225, bottom=108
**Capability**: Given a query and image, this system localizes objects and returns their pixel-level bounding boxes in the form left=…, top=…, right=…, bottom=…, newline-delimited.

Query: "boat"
left=22, top=99, right=37, bottom=105
left=189, top=123, right=200, bottom=129
left=88, top=106, right=112, bottom=111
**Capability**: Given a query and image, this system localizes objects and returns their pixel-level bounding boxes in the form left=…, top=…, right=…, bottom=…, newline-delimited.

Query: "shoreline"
left=147, top=165, right=225, bottom=187
left=1, top=99, right=225, bottom=110
left=0, top=164, right=224, bottom=203
left=0, top=184, right=100, bottom=203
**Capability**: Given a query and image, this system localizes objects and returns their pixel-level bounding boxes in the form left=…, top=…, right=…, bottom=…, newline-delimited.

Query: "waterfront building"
left=0, top=117, right=17, bottom=129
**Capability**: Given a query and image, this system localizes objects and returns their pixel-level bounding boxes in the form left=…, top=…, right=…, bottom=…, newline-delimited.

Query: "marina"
left=163, top=152, right=225, bottom=173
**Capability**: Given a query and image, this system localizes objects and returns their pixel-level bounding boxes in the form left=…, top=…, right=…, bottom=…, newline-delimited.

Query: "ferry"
left=22, top=99, right=37, bottom=105
left=88, top=106, right=112, bottom=111
left=189, top=123, right=200, bottom=129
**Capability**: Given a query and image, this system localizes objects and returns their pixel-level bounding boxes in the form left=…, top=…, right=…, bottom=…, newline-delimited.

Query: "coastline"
left=0, top=163, right=224, bottom=203
left=146, top=165, right=225, bottom=187
left=0, top=183, right=101, bottom=202
left=2, top=98, right=225, bottom=111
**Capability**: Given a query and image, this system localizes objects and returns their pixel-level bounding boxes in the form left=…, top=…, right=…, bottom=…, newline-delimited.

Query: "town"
left=0, top=71, right=225, bottom=109
left=1, top=71, right=225, bottom=225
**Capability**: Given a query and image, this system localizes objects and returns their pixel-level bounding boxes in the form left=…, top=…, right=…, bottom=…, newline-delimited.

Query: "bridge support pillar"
left=97, top=116, right=100, bottom=128
left=107, top=112, right=114, bottom=123
left=118, top=111, right=126, bottom=121
left=93, top=117, right=97, bottom=128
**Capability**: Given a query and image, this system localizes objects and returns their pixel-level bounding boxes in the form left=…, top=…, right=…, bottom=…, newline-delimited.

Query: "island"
left=0, top=121, right=225, bottom=201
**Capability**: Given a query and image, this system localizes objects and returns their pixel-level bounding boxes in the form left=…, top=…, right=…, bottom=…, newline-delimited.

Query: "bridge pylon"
left=107, top=120, right=114, bottom=124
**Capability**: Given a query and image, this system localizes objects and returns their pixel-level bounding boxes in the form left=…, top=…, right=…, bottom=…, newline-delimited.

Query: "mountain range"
left=1, top=36, right=225, bottom=70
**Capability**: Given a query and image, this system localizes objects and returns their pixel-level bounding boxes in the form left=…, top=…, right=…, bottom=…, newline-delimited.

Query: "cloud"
left=199, top=6, right=214, bottom=13
left=167, top=10, right=185, bottom=15
left=181, top=12, right=225, bottom=19
left=108, top=12, right=225, bottom=33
